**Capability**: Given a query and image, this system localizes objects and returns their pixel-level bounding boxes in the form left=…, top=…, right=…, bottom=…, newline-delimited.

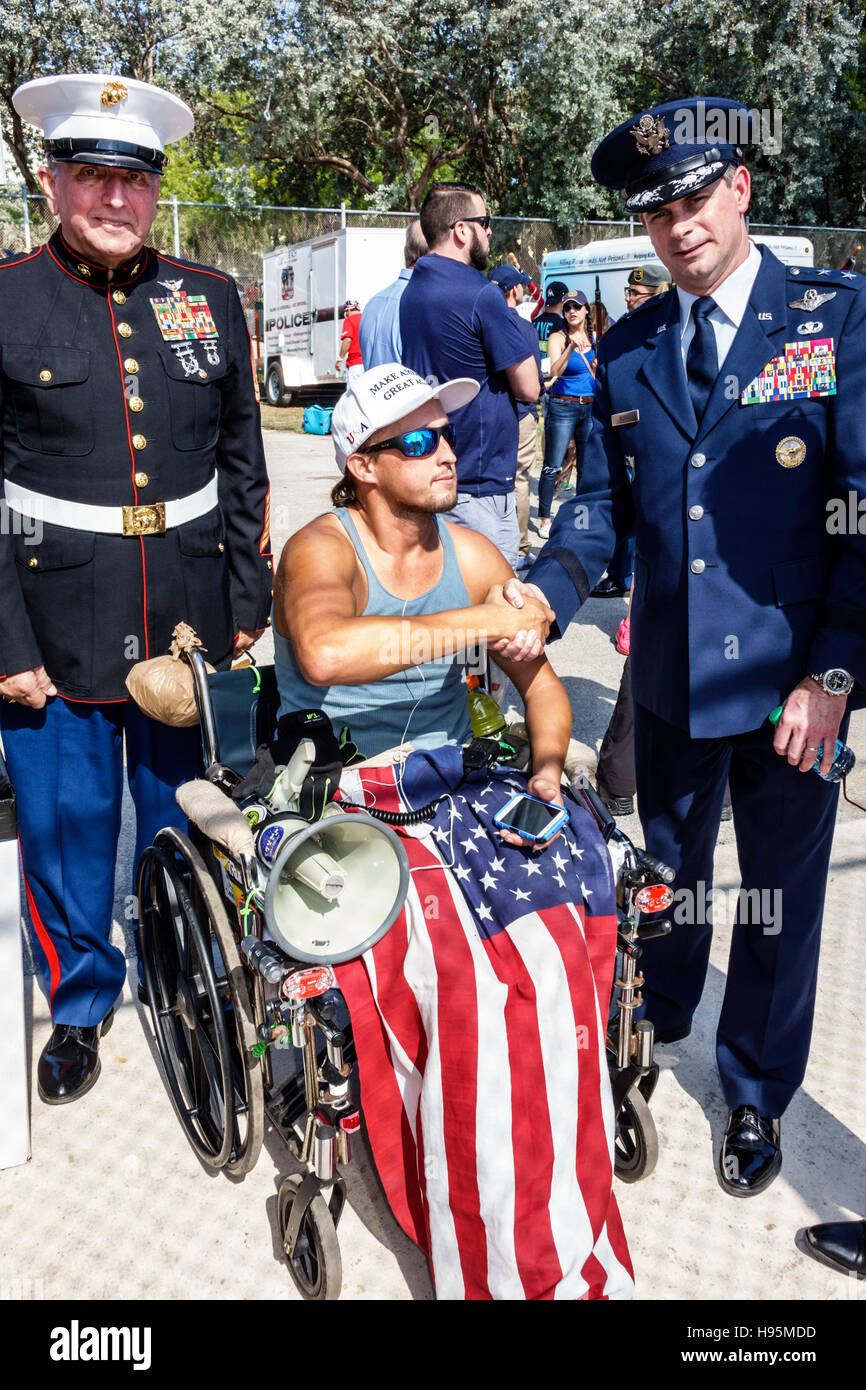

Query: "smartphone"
left=493, top=792, right=570, bottom=843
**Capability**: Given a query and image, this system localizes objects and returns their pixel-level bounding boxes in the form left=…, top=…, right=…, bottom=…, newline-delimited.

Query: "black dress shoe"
left=591, top=578, right=628, bottom=598
left=596, top=783, right=635, bottom=817
left=718, top=1105, right=781, bottom=1196
left=653, top=1022, right=692, bottom=1045
left=797, top=1219, right=866, bottom=1279
left=37, top=1009, right=114, bottom=1106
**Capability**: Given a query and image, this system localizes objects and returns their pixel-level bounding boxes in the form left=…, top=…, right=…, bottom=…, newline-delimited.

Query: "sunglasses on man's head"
left=359, top=423, right=456, bottom=459
left=449, top=214, right=492, bottom=230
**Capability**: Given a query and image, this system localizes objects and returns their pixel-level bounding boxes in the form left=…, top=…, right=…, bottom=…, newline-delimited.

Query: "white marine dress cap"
left=13, top=72, right=194, bottom=174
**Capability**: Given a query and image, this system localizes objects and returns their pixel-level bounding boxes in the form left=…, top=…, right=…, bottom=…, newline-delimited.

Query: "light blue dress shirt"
left=359, top=267, right=413, bottom=367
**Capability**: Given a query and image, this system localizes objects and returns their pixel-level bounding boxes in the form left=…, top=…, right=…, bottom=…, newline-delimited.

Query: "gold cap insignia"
left=631, top=113, right=671, bottom=156
left=632, top=267, right=644, bottom=283
left=101, top=81, right=128, bottom=108
left=775, top=436, right=806, bottom=469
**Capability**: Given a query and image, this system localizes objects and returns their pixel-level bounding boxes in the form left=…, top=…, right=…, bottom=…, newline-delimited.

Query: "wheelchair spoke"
left=137, top=829, right=264, bottom=1175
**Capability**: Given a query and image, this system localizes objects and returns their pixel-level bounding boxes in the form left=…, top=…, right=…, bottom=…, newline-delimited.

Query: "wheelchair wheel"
left=137, top=827, right=264, bottom=1176
left=278, top=1175, right=342, bottom=1301
left=614, top=1084, right=659, bottom=1183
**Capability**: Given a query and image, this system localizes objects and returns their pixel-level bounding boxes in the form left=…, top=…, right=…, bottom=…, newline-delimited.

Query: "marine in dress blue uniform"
left=0, top=74, right=272, bottom=1102
left=529, top=98, right=866, bottom=1194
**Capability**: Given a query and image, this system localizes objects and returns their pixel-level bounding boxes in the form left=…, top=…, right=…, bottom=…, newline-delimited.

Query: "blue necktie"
left=686, top=296, right=718, bottom=425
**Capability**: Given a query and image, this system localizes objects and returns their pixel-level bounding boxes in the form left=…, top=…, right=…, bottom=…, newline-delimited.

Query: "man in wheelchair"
left=266, top=364, right=635, bottom=1299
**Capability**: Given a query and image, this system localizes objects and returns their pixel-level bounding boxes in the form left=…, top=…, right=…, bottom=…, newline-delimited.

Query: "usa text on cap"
left=13, top=73, right=193, bottom=175
left=591, top=97, right=757, bottom=214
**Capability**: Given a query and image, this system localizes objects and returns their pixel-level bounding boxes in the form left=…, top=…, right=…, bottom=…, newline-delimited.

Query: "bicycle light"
left=633, top=883, right=674, bottom=913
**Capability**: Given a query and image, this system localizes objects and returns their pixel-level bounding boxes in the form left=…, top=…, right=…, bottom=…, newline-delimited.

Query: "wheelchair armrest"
left=175, top=779, right=256, bottom=860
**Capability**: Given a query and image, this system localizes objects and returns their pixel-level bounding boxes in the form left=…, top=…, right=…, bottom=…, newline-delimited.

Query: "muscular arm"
left=274, top=516, right=554, bottom=686
left=450, top=525, right=572, bottom=793
left=504, top=355, right=541, bottom=403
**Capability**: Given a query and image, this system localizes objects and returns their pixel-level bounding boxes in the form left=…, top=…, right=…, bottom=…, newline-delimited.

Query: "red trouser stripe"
left=20, top=844, right=62, bottom=1012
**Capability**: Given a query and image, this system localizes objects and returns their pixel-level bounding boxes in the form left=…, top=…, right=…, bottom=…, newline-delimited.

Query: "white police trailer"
left=262, top=226, right=408, bottom=406
left=541, top=234, right=814, bottom=326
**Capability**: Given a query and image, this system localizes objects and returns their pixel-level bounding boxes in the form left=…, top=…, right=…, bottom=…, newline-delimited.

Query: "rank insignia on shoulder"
left=788, top=287, right=836, bottom=312
left=150, top=284, right=219, bottom=342
left=740, top=338, right=836, bottom=404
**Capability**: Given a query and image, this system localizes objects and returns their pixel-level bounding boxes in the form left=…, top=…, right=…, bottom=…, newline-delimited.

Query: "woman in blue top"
left=537, top=291, right=597, bottom=538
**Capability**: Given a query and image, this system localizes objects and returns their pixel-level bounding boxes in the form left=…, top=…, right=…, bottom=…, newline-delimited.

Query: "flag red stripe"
left=543, top=905, right=627, bottom=1298
left=482, top=928, right=562, bottom=1299
left=336, top=954, right=429, bottom=1249
left=425, top=885, right=489, bottom=1299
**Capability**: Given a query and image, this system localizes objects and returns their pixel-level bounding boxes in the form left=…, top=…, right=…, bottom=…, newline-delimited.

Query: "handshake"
left=483, top=578, right=554, bottom=664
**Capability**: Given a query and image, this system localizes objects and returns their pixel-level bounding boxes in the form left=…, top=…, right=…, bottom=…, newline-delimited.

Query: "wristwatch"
left=809, top=668, right=855, bottom=695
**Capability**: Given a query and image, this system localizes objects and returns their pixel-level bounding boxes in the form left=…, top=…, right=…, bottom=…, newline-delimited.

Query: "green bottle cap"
left=768, top=705, right=784, bottom=726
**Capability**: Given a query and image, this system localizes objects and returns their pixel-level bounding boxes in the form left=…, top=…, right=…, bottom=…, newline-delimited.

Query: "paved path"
left=2, top=429, right=864, bottom=1303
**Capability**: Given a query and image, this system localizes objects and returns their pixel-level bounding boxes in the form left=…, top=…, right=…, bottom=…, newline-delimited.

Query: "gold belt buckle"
left=122, top=502, right=166, bottom=536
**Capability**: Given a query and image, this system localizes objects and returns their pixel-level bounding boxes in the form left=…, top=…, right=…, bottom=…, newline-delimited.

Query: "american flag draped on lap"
left=335, top=746, right=634, bottom=1301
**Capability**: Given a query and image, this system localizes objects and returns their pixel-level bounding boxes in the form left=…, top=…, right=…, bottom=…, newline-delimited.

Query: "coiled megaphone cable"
left=362, top=737, right=503, bottom=826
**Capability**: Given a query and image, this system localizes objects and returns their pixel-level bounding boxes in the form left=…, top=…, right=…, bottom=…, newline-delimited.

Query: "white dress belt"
left=3, top=476, right=219, bottom=535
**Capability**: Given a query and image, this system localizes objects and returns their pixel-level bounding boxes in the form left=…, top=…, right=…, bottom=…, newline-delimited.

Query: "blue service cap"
left=489, top=264, right=531, bottom=290
left=591, top=97, right=757, bottom=214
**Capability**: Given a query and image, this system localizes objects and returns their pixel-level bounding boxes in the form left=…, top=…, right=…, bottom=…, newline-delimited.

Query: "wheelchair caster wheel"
left=614, top=1084, right=659, bottom=1183
left=278, top=1174, right=342, bottom=1301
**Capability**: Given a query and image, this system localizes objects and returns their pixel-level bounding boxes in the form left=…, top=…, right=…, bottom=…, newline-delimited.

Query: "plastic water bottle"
left=768, top=706, right=855, bottom=783
left=466, top=674, right=506, bottom=738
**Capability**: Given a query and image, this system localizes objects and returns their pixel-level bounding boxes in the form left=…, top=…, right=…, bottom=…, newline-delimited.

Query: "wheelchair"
left=571, top=775, right=676, bottom=1183
left=136, top=651, right=675, bottom=1299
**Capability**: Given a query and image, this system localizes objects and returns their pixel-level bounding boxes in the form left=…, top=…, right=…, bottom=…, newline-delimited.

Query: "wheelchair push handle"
left=185, top=645, right=222, bottom=770
left=636, top=851, right=675, bottom=885
left=569, top=773, right=617, bottom=840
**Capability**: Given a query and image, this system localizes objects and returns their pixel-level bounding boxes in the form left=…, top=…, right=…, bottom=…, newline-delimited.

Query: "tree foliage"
left=1, top=0, right=864, bottom=225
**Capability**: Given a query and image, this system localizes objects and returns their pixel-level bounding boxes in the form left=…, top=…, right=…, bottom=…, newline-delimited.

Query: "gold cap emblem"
left=775, top=436, right=806, bottom=469
left=631, top=113, right=671, bottom=156
left=101, top=81, right=128, bottom=108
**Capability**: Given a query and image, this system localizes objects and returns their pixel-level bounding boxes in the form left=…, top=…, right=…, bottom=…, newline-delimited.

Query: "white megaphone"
left=263, top=803, right=410, bottom=964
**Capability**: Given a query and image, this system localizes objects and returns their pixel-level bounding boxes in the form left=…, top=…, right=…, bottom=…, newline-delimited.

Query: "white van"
left=541, top=234, right=814, bottom=326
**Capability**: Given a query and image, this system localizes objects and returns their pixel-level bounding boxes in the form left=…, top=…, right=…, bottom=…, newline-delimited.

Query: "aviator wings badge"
left=788, top=287, right=836, bottom=311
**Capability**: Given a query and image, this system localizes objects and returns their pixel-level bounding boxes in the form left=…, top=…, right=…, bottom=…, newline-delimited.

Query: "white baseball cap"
left=331, top=363, right=479, bottom=470
left=13, top=73, right=193, bottom=175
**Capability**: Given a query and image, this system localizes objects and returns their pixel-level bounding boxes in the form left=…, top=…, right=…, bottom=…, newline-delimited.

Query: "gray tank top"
left=274, top=508, right=473, bottom=759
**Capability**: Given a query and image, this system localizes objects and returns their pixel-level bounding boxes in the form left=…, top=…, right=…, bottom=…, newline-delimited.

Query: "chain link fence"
left=2, top=191, right=864, bottom=296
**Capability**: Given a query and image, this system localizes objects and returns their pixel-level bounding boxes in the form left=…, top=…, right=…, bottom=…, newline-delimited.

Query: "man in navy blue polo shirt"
left=399, top=182, right=540, bottom=568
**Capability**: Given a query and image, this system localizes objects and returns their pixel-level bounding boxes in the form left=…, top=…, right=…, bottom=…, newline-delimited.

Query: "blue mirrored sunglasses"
left=359, top=423, right=456, bottom=459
